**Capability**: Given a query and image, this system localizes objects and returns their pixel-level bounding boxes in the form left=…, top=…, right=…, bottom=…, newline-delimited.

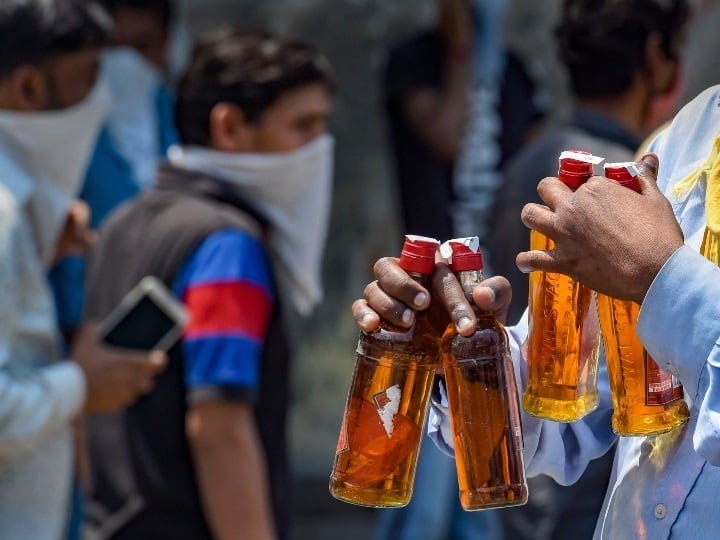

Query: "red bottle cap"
left=399, top=235, right=439, bottom=275
left=444, top=237, right=483, bottom=272
left=558, top=150, right=603, bottom=190
left=604, top=162, right=641, bottom=193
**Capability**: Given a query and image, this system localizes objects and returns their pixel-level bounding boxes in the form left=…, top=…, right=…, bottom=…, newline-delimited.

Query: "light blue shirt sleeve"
left=638, top=245, right=720, bottom=465
left=429, top=309, right=616, bottom=486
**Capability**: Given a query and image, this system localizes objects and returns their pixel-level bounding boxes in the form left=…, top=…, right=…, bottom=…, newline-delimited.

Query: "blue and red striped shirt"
left=173, top=228, right=274, bottom=402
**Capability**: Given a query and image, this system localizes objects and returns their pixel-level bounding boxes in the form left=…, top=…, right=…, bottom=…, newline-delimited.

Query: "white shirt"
left=0, top=146, right=86, bottom=540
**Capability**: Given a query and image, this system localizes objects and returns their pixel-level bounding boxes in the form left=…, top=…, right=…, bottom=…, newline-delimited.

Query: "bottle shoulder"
left=359, top=314, right=440, bottom=358
left=441, top=314, right=509, bottom=360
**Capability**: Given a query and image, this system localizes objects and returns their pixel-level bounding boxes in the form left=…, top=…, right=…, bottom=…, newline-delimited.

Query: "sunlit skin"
left=109, top=7, right=168, bottom=70
left=212, top=82, right=333, bottom=154
left=43, top=47, right=101, bottom=108
left=248, top=83, right=332, bottom=152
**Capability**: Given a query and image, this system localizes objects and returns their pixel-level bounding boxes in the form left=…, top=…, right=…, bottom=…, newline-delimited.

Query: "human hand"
left=351, top=256, right=513, bottom=337
left=516, top=153, right=684, bottom=304
left=53, top=200, right=96, bottom=264
left=71, top=323, right=167, bottom=413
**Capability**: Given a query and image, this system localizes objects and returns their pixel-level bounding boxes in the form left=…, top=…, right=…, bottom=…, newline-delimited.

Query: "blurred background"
left=165, top=1, right=720, bottom=538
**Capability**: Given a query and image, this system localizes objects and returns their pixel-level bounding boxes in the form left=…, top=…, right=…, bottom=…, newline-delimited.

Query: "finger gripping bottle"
left=523, top=150, right=604, bottom=422
left=329, top=235, right=441, bottom=507
left=596, top=162, right=689, bottom=436
left=440, top=237, right=527, bottom=510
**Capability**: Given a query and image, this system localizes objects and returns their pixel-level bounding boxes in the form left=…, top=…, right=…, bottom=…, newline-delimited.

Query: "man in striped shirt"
left=83, top=29, right=334, bottom=540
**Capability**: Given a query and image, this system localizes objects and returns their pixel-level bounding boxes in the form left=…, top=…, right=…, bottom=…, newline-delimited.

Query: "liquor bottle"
left=523, top=150, right=604, bottom=422
left=596, top=162, right=689, bottom=436
left=440, top=237, right=527, bottom=510
left=329, top=235, right=441, bottom=507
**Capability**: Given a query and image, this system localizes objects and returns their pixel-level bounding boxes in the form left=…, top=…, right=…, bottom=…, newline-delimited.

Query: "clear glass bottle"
left=329, top=235, right=441, bottom=507
left=524, top=151, right=603, bottom=422
left=596, top=162, right=689, bottom=436
left=440, top=237, right=527, bottom=510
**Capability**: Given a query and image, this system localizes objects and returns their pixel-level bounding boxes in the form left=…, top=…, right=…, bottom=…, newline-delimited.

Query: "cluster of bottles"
left=329, top=235, right=527, bottom=510
left=329, top=150, right=689, bottom=511
left=524, top=152, right=689, bottom=435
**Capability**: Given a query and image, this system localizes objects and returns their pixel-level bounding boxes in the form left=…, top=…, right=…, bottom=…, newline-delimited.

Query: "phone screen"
left=102, top=294, right=181, bottom=351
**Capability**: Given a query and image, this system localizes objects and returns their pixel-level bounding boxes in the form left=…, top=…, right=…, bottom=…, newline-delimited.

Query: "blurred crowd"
left=0, top=0, right=715, bottom=540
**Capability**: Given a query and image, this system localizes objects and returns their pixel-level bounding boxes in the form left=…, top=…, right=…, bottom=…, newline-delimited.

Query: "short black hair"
left=99, top=0, right=173, bottom=29
left=556, top=0, right=690, bottom=99
left=175, top=28, right=335, bottom=146
left=0, top=0, right=112, bottom=79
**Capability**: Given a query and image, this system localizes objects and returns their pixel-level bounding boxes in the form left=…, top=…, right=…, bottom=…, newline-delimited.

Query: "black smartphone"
left=98, top=276, right=189, bottom=351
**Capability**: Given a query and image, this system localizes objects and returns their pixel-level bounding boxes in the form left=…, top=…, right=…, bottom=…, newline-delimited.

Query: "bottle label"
left=373, top=384, right=402, bottom=438
left=335, top=410, right=349, bottom=455
left=645, top=352, right=683, bottom=405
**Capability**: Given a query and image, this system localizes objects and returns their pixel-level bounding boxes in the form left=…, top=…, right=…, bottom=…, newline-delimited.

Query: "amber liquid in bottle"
left=596, top=296, right=688, bottom=435
left=523, top=230, right=601, bottom=422
left=442, top=270, right=527, bottom=510
left=329, top=273, right=439, bottom=507
left=595, top=162, right=689, bottom=436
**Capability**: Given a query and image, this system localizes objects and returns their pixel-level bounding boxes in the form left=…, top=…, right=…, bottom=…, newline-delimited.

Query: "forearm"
left=431, top=57, right=473, bottom=156
left=405, top=58, right=472, bottom=160
left=188, top=404, right=276, bottom=540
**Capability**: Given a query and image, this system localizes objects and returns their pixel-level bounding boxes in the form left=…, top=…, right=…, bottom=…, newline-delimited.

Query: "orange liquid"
left=524, top=231, right=600, bottom=422
left=442, top=315, right=527, bottom=510
left=329, top=318, right=438, bottom=507
left=596, top=295, right=689, bottom=436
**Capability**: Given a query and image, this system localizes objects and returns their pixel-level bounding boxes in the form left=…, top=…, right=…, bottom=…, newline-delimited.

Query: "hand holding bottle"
left=516, top=153, right=684, bottom=304
left=352, top=259, right=513, bottom=335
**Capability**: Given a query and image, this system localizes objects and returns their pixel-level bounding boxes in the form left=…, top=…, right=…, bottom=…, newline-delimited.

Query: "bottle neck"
left=407, top=271, right=431, bottom=288
left=456, top=269, right=484, bottom=300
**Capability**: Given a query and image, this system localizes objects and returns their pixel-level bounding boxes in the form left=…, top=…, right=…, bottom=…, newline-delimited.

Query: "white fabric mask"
left=0, top=81, right=111, bottom=267
left=102, top=47, right=163, bottom=189
left=168, top=135, right=335, bottom=315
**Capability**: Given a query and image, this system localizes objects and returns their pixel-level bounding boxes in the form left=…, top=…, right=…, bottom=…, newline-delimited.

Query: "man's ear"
left=0, top=65, right=50, bottom=111
left=644, top=32, right=679, bottom=96
left=208, top=102, right=255, bottom=152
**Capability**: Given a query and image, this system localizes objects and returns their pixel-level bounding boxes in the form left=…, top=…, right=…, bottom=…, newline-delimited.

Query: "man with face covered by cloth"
left=83, top=29, right=335, bottom=540
left=0, top=2, right=168, bottom=539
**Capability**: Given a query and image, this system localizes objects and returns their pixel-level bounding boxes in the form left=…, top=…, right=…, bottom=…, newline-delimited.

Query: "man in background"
left=84, top=29, right=334, bottom=540
left=50, top=0, right=178, bottom=346
left=491, top=0, right=689, bottom=325
left=0, top=2, right=166, bottom=538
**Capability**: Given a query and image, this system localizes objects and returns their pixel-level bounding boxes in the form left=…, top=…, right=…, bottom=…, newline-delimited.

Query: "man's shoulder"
left=650, top=85, right=720, bottom=189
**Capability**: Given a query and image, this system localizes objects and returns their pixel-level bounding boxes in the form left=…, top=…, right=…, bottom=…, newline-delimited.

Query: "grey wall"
left=171, top=0, right=720, bottom=478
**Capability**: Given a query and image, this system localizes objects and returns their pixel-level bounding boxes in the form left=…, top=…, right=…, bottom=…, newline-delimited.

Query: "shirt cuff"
left=44, top=361, right=87, bottom=420
left=638, top=245, right=720, bottom=399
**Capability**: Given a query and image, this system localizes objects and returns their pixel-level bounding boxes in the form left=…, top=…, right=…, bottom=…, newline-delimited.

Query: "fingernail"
left=483, top=286, right=496, bottom=303
left=457, top=316, right=473, bottom=333
left=517, top=263, right=532, bottom=274
left=402, top=309, right=413, bottom=324
left=414, top=292, right=428, bottom=307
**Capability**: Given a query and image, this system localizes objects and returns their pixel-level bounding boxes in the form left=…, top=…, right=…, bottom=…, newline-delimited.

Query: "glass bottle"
left=440, top=237, right=527, bottom=511
left=329, top=235, right=441, bottom=507
left=596, top=162, right=689, bottom=436
left=523, top=150, right=603, bottom=422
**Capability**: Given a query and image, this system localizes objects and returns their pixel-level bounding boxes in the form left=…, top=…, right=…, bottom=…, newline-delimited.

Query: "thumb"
left=635, top=152, right=660, bottom=194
